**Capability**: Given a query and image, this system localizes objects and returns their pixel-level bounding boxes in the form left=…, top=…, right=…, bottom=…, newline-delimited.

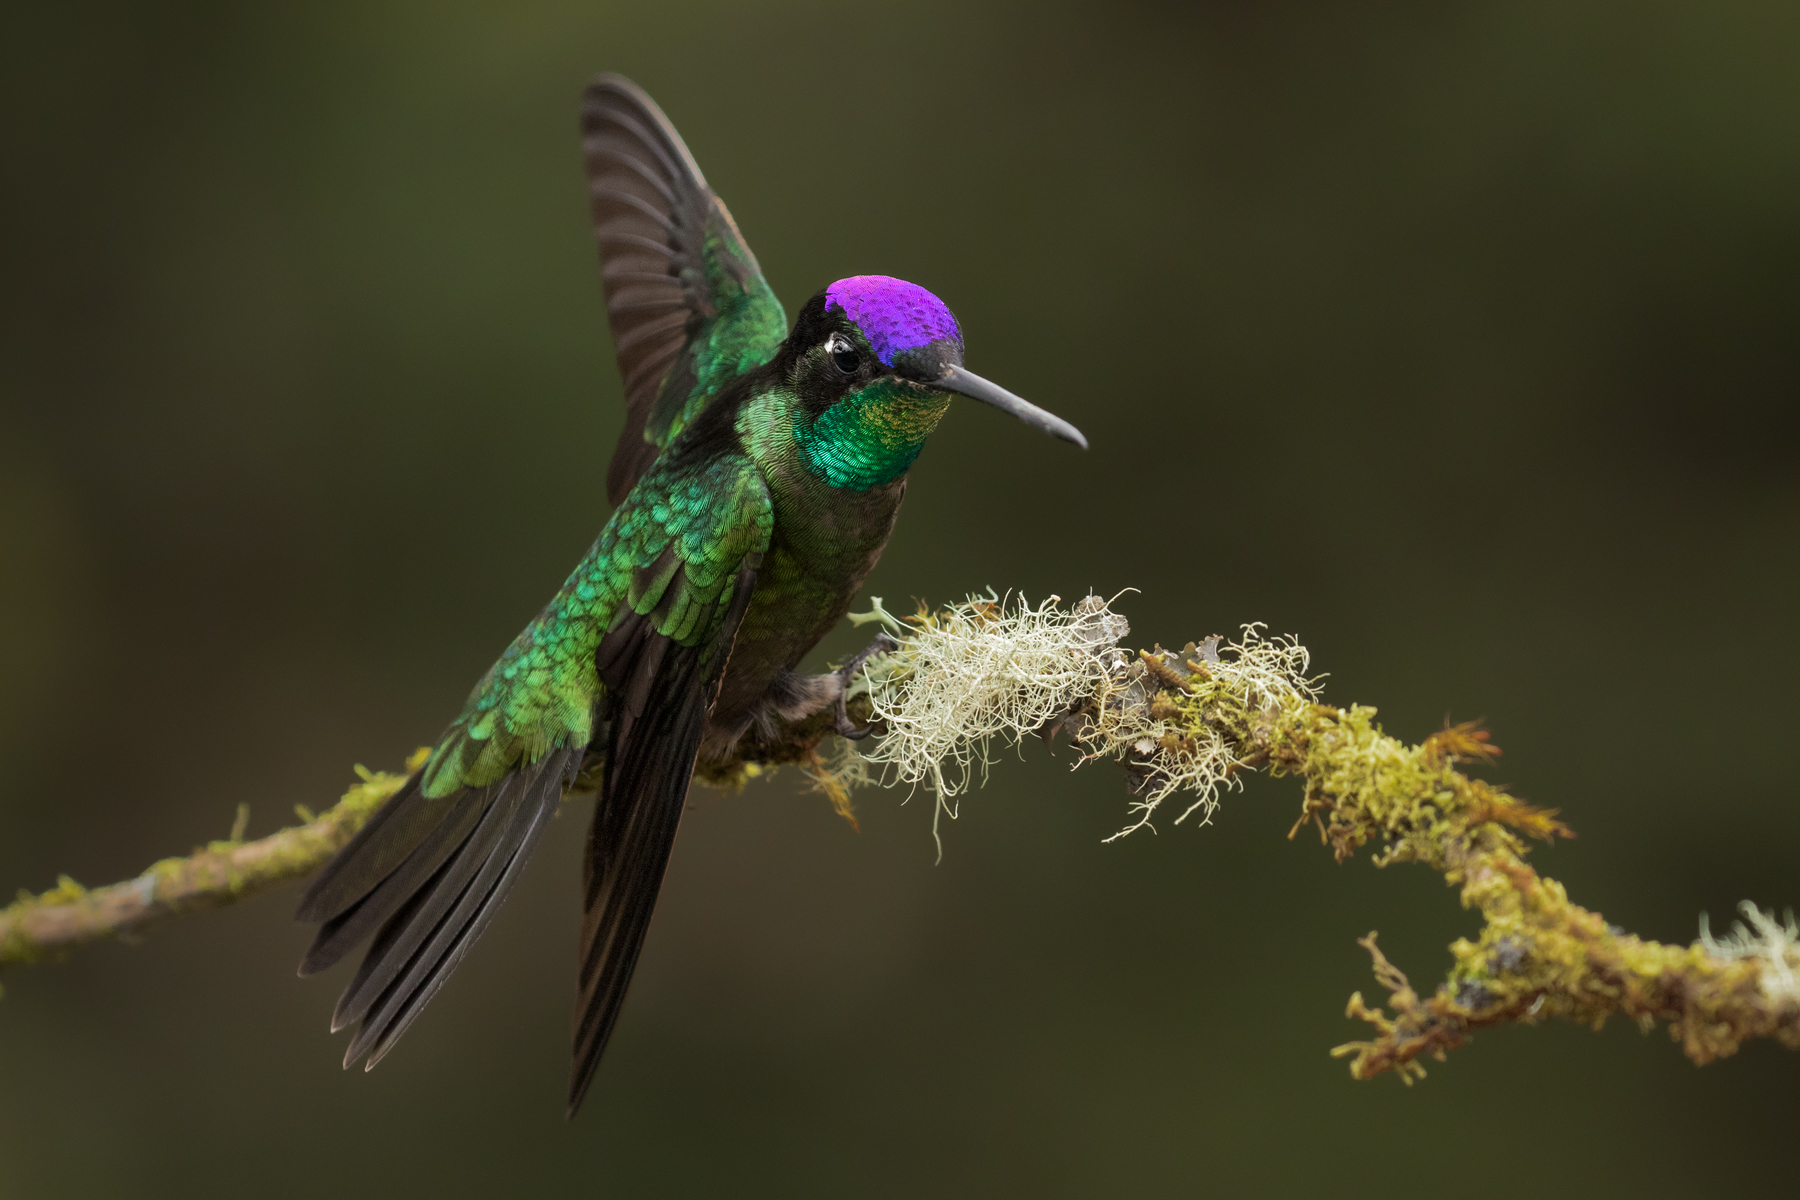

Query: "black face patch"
left=788, top=298, right=881, bottom=418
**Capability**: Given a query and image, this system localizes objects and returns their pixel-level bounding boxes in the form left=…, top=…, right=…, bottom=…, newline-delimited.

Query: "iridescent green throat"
left=794, top=378, right=952, bottom=490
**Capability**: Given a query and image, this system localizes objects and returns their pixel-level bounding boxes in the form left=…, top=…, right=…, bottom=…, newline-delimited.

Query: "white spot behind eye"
left=826, top=334, right=852, bottom=355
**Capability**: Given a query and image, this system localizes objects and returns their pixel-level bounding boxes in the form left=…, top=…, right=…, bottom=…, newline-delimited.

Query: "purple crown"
left=824, top=275, right=963, bottom=368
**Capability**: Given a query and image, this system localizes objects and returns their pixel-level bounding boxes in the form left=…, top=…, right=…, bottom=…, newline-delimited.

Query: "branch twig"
left=0, top=751, right=424, bottom=970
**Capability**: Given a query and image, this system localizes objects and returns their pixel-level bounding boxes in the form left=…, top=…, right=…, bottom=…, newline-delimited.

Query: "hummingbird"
left=294, top=72, right=1086, bottom=1117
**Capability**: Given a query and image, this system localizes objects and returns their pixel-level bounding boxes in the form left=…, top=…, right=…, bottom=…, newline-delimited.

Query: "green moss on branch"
left=1261, top=706, right=1798, bottom=1079
left=0, top=751, right=426, bottom=970
left=842, top=593, right=1800, bottom=1079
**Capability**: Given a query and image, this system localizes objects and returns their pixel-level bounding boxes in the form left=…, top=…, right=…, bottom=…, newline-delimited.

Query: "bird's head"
left=778, top=275, right=1086, bottom=490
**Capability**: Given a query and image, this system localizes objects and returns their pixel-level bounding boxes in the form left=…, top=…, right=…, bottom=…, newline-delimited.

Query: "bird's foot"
left=834, top=631, right=900, bottom=740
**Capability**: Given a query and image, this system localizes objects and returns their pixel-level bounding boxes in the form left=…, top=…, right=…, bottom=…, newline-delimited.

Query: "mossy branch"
left=1266, top=705, right=1799, bottom=1079
left=0, top=750, right=427, bottom=970
left=5, top=592, right=1795, bottom=1086
left=812, top=593, right=1800, bottom=1079
left=0, top=705, right=876, bottom=973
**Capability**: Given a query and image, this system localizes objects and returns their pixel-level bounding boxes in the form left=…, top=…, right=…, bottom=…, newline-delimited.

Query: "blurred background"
left=2, top=1, right=1796, bottom=1196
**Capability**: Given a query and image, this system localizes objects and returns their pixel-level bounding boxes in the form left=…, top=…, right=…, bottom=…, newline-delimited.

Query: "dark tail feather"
left=345, top=752, right=575, bottom=1070
left=330, top=776, right=523, bottom=1031
left=299, top=784, right=491, bottom=977
left=296, top=746, right=579, bottom=1071
left=296, top=772, right=439, bottom=925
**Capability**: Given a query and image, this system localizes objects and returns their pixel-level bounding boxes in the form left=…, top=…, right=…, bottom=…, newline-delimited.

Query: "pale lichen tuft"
left=849, top=593, right=1318, bottom=843
left=849, top=592, right=1126, bottom=853
left=1699, top=901, right=1800, bottom=1009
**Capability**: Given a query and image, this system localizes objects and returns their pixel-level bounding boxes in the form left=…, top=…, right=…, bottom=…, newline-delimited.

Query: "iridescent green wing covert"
left=581, top=74, right=787, bottom=505
left=421, top=450, right=774, bottom=800
left=296, top=452, right=772, bottom=1083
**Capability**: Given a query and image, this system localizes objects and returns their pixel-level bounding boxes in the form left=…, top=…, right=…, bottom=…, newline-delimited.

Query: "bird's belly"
left=706, top=484, right=903, bottom=746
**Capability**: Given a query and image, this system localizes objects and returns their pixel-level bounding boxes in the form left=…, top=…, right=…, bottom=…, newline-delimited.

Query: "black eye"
left=827, top=335, right=859, bottom=376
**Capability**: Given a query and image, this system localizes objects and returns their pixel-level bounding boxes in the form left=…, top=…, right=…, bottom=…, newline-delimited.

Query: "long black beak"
left=932, top=365, right=1088, bottom=450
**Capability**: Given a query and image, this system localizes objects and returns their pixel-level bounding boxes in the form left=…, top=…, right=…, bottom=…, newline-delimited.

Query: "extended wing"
left=582, top=74, right=788, bottom=506
left=568, top=452, right=772, bottom=1115
left=297, top=451, right=773, bottom=1087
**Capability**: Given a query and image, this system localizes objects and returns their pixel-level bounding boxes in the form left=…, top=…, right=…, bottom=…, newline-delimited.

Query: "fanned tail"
left=295, top=745, right=581, bottom=1071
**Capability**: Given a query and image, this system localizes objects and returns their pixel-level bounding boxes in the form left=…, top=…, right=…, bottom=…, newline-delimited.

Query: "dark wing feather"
left=581, top=74, right=786, bottom=505
left=566, top=555, right=760, bottom=1118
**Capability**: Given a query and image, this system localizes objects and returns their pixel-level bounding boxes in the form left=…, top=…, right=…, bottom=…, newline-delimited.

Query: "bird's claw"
left=834, top=631, right=899, bottom=740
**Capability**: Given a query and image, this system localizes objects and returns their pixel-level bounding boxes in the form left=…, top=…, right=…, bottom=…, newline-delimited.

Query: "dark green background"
left=3, top=2, right=1796, bottom=1196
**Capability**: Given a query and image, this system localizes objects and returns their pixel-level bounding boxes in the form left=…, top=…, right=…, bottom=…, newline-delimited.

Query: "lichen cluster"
left=1700, top=902, right=1800, bottom=1008
left=1074, top=626, right=1318, bottom=838
left=837, top=593, right=1319, bottom=843
left=845, top=593, right=1127, bottom=847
